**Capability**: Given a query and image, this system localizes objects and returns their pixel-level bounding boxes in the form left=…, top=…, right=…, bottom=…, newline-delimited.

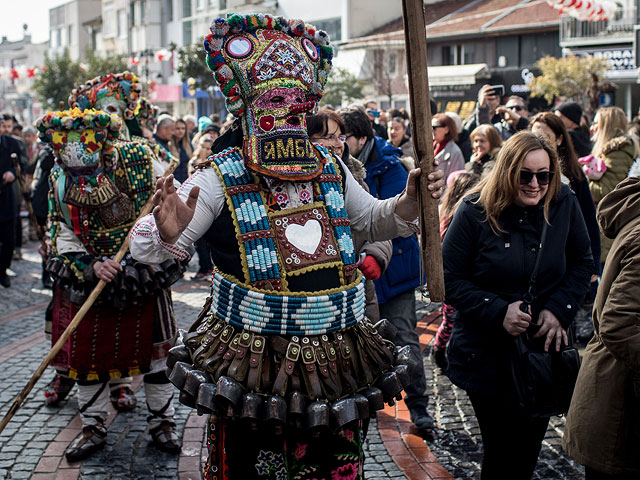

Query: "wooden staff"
left=0, top=159, right=178, bottom=434
left=401, top=0, right=445, bottom=302
left=11, top=153, right=48, bottom=253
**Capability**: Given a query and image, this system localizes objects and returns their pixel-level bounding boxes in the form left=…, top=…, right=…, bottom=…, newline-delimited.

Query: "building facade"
left=0, top=30, right=48, bottom=123
left=560, top=0, right=638, bottom=117
left=49, top=0, right=102, bottom=62
left=337, top=0, right=640, bottom=120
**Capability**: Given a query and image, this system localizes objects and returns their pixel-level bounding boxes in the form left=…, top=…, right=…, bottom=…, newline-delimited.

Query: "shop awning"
left=427, top=63, right=491, bottom=86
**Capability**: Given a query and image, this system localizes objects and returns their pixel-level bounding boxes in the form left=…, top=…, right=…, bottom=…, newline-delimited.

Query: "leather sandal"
left=44, top=374, right=76, bottom=406
left=110, top=386, right=137, bottom=411
left=65, top=424, right=107, bottom=462
left=150, top=420, right=182, bottom=454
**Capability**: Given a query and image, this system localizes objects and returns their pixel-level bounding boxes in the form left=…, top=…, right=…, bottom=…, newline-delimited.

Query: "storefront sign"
left=510, top=68, right=535, bottom=93
left=571, top=46, right=635, bottom=71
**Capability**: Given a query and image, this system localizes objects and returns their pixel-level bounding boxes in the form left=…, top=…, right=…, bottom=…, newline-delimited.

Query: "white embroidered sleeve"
left=129, top=168, right=226, bottom=264
left=55, top=222, right=88, bottom=255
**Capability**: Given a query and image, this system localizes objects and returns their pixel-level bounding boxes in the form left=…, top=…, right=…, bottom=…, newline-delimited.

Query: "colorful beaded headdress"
left=203, top=13, right=334, bottom=180
left=36, top=108, right=122, bottom=172
left=68, top=72, right=141, bottom=121
left=136, top=97, right=159, bottom=130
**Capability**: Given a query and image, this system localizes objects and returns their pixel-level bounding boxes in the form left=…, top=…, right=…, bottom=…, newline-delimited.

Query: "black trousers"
left=469, top=392, right=550, bottom=480
left=0, top=218, right=15, bottom=275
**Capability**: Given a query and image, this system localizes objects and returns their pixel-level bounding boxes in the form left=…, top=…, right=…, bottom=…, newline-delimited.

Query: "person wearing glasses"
left=432, top=113, right=465, bottom=185
left=492, top=95, right=530, bottom=141
left=442, top=131, right=593, bottom=479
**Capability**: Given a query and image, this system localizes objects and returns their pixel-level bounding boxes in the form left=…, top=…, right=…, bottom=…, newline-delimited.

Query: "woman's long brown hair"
left=469, top=131, right=561, bottom=234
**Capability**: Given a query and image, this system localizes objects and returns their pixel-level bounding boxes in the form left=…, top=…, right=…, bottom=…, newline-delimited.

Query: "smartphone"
left=489, top=85, right=505, bottom=97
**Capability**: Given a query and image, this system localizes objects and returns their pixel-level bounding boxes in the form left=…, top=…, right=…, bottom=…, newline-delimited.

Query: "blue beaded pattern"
left=316, top=146, right=356, bottom=266
left=211, top=147, right=281, bottom=284
left=210, top=145, right=356, bottom=286
left=211, top=272, right=365, bottom=335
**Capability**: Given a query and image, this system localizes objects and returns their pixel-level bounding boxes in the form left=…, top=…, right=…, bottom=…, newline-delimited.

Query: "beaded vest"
left=49, top=140, right=154, bottom=257
left=206, top=145, right=366, bottom=335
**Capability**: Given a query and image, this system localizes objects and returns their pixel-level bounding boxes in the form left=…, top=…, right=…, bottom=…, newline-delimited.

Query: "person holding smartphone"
left=363, top=99, right=389, bottom=140
left=463, top=84, right=503, bottom=133
left=494, top=95, right=530, bottom=140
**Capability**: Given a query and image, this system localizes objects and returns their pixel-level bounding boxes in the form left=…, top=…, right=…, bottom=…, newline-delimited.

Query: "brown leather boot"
left=65, top=424, right=107, bottom=462
left=150, top=420, right=182, bottom=454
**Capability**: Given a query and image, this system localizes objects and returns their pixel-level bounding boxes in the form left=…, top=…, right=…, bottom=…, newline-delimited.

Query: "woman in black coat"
left=442, top=131, right=593, bottom=479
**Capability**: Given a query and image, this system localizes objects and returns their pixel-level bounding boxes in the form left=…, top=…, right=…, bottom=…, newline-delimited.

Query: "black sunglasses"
left=432, top=125, right=446, bottom=129
left=507, top=105, right=525, bottom=112
left=519, top=170, right=554, bottom=185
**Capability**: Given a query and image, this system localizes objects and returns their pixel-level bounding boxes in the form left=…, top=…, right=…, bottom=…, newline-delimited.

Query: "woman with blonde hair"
left=443, top=131, right=593, bottom=479
left=466, top=124, right=502, bottom=178
left=588, top=106, right=640, bottom=264
left=169, top=117, right=193, bottom=183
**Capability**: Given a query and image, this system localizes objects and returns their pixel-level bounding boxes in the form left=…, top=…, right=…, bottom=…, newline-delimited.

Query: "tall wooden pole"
left=0, top=161, right=177, bottom=435
left=401, top=0, right=445, bottom=302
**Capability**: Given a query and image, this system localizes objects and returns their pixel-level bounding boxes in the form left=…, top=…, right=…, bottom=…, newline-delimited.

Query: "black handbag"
left=509, top=222, right=581, bottom=418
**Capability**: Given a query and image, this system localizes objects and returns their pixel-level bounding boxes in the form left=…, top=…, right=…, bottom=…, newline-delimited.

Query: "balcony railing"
left=560, top=6, right=636, bottom=46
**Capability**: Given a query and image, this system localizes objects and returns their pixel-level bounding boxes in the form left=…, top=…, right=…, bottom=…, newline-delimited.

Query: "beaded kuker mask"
left=204, top=14, right=334, bottom=181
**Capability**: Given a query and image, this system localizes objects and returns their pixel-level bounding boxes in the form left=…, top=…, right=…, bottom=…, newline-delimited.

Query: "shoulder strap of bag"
left=523, top=221, right=549, bottom=306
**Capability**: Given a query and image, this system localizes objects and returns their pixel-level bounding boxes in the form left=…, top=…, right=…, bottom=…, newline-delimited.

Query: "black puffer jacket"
left=442, top=184, right=593, bottom=396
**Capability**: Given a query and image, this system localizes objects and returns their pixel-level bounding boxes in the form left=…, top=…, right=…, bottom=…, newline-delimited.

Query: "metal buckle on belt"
left=286, top=342, right=301, bottom=363
left=301, top=345, right=316, bottom=365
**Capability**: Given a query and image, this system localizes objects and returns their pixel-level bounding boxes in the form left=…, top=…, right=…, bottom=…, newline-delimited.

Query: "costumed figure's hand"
left=405, top=166, right=445, bottom=201
left=2, top=171, right=15, bottom=184
left=152, top=174, right=200, bottom=244
left=359, top=255, right=382, bottom=280
left=94, top=259, right=123, bottom=282
left=533, top=308, right=568, bottom=352
left=503, top=301, right=532, bottom=336
left=396, top=166, right=445, bottom=221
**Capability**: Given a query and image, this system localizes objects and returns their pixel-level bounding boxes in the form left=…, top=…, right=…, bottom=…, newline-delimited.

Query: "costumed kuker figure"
left=129, top=13, right=445, bottom=479
left=44, top=76, right=168, bottom=413
left=36, top=108, right=184, bottom=461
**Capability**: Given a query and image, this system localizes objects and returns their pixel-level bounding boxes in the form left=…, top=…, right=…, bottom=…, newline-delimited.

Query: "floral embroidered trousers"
left=203, top=416, right=364, bottom=480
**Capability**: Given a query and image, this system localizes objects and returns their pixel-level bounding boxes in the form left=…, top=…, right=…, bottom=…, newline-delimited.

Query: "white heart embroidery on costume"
left=285, top=219, right=322, bottom=254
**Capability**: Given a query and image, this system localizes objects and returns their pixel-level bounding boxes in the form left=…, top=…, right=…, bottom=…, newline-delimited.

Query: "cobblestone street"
left=0, top=241, right=586, bottom=479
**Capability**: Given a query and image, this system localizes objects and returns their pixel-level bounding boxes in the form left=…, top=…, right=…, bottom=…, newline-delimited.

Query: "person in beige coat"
left=563, top=176, right=640, bottom=479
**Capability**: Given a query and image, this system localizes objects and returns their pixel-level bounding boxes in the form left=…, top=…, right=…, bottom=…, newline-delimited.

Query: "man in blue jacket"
left=339, top=105, right=434, bottom=433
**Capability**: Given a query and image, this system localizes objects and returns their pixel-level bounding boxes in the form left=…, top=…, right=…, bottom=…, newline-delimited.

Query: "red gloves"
left=359, top=255, right=382, bottom=280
